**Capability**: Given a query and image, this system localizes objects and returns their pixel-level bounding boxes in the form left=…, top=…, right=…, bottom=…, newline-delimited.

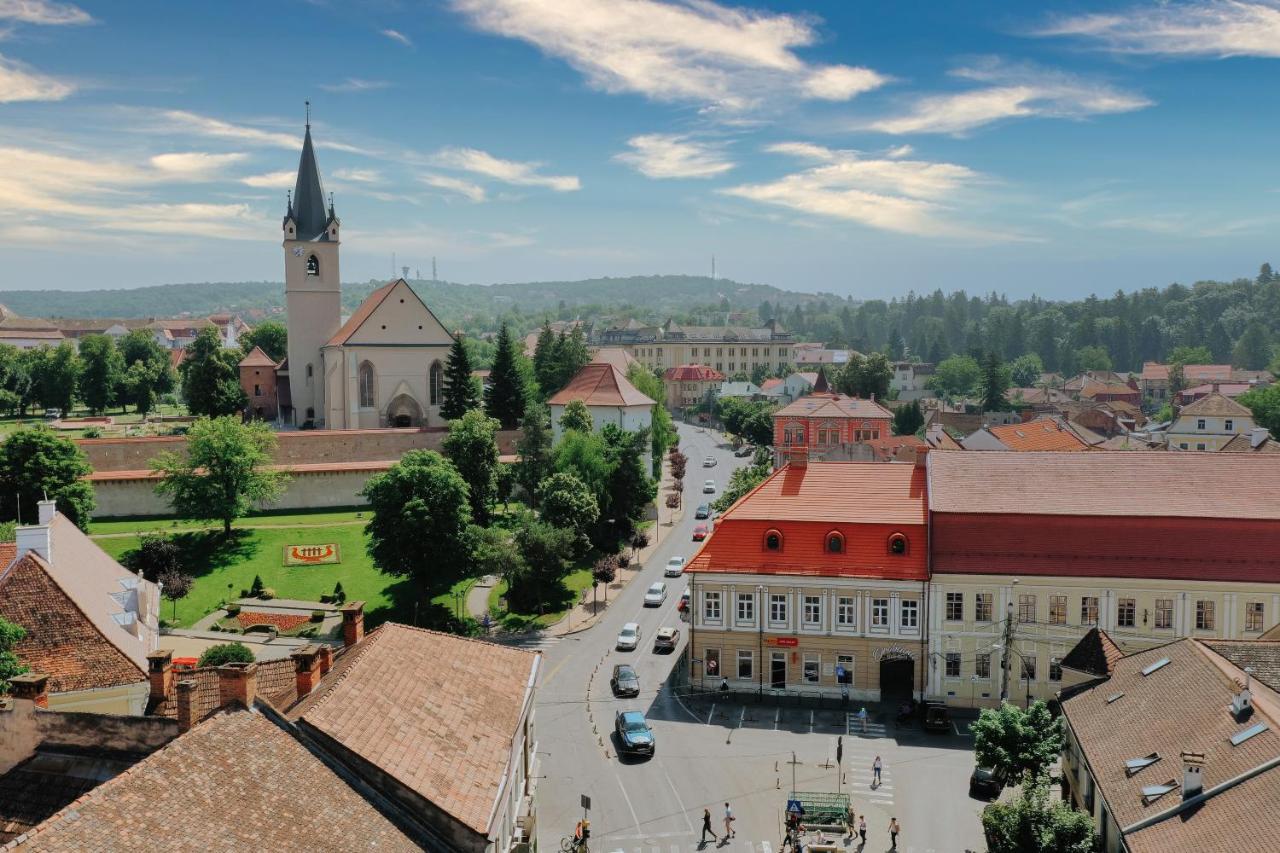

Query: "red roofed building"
left=662, top=363, right=724, bottom=409
left=548, top=362, right=656, bottom=465
left=772, top=393, right=894, bottom=457
left=686, top=455, right=929, bottom=701
left=960, top=417, right=1091, bottom=452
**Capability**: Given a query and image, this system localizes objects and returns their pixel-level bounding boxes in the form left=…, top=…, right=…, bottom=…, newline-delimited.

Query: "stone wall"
left=92, top=467, right=385, bottom=518
left=0, top=699, right=177, bottom=775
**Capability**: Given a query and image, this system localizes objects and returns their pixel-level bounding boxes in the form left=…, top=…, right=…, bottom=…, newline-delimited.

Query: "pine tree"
left=1233, top=321, right=1273, bottom=370
left=532, top=322, right=557, bottom=398
left=980, top=351, right=1010, bottom=412
left=485, top=323, right=526, bottom=429
left=440, top=335, right=479, bottom=420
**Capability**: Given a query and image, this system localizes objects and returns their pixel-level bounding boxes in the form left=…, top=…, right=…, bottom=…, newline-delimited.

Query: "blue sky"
left=1, top=0, right=1279, bottom=299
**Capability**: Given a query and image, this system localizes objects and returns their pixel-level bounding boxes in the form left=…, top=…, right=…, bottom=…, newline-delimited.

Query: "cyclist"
left=573, top=818, right=590, bottom=850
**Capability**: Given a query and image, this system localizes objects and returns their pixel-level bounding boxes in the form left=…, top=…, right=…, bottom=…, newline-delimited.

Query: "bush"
left=249, top=575, right=264, bottom=597
left=616, top=553, right=631, bottom=569
left=259, top=587, right=275, bottom=600
left=82, top=427, right=102, bottom=438
left=197, top=641, right=254, bottom=667
left=224, top=604, right=241, bottom=616
left=310, top=610, right=325, bottom=622
left=239, top=588, right=249, bottom=598
left=332, top=581, right=346, bottom=604
left=320, top=594, right=333, bottom=604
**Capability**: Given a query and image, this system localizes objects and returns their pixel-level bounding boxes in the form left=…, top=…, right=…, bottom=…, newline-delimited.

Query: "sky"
left=1, top=0, right=1279, bottom=300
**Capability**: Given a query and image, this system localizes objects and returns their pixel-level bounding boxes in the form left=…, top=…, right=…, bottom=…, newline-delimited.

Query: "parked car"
left=703, top=479, right=716, bottom=494
left=616, top=622, right=641, bottom=650
left=42, top=409, right=61, bottom=420
left=921, top=700, right=952, bottom=733
left=643, top=582, right=668, bottom=606
left=653, top=626, right=680, bottom=652
left=694, top=504, right=711, bottom=519
left=615, top=710, right=655, bottom=757
left=703, top=456, right=717, bottom=467
left=678, top=590, right=690, bottom=612
left=665, top=556, right=686, bottom=577
left=692, top=523, right=709, bottom=541
left=611, top=664, right=640, bottom=697
left=734, top=445, right=754, bottom=457
left=969, top=765, right=1006, bottom=799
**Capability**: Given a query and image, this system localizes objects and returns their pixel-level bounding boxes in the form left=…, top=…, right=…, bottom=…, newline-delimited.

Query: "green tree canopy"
left=972, top=700, right=1064, bottom=786
left=77, top=334, right=124, bottom=415
left=1073, top=345, right=1112, bottom=372
left=626, top=364, right=676, bottom=475
left=442, top=408, right=500, bottom=524
left=1009, top=353, right=1045, bottom=388
left=440, top=334, right=481, bottom=420
left=181, top=327, right=246, bottom=417
left=0, top=427, right=94, bottom=529
left=1239, top=384, right=1280, bottom=435
left=507, top=517, right=575, bottom=612
left=982, top=778, right=1098, bottom=853
left=559, top=399, right=594, bottom=433
left=1233, top=321, right=1273, bottom=370
left=197, top=641, right=255, bottom=668
left=239, top=321, right=288, bottom=362
left=0, top=616, right=28, bottom=692
left=119, top=329, right=175, bottom=415
left=835, top=352, right=892, bottom=399
left=515, top=404, right=554, bottom=507
left=929, top=355, right=982, bottom=398
left=892, top=399, right=924, bottom=436
left=153, top=416, right=287, bottom=535
left=33, top=342, right=80, bottom=414
left=1168, top=345, right=1213, bottom=366
left=553, top=429, right=611, bottom=505
left=484, top=323, right=526, bottom=429
left=601, top=424, right=656, bottom=542
left=980, top=351, right=1011, bottom=411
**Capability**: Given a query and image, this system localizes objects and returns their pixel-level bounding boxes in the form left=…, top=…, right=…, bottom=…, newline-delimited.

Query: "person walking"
left=723, top=802, right=735, bottom=838
left=872, top=755, right=882, bottom=786
left=888, top=817, right=900, bottom=849
left=857, top=706, right=868, bottom=733
left=857, top=815, right=867, bottom=845
left=700, top=808, right=717, bottom=844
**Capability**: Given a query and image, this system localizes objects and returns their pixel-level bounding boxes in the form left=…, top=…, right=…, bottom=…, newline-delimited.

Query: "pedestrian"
left=888, top=818, right=900, bottom=849
left=701, top=808, right=717, bottom=844
left=872, top=755, right=882, bottom=786
left=857, top=706, right=868, bottom=733
left=857, top=815, right=866, bottom=845
left=723, top=802, right=735, bottom=838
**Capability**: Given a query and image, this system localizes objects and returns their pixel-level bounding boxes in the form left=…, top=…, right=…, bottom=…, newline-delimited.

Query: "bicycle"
left=560, top=836, right=589, bottom=853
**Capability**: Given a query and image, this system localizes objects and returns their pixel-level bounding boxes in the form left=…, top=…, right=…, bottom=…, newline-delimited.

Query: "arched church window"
left=358, top=362, right=375, bottom=409
left=429, top=360, right=443, bottom=406
left=306, top=255, right=319, bottom=276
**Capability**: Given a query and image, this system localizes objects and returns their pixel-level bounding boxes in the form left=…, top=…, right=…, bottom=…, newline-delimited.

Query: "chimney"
left=15, top=501, right=56, bottom=563
left=292, top=644, right=322, bottom=698
left=1181, top=750, right=1205, bottom=800
left=1231, top=667, right=1254, bottom=720
left=1251, top=427, right=1269, bottom=449
left=341, top=601, right=365, bottom=648
left=915, top=446, right=930, bottom=468
left=217, top=661, right=258, bottom=709
left=787, top=445, right=808, bottom=469
left=147, top=649, right=174, bottom=705
left=9, top=673, right=49, bottom=708
left=1212, top=382, right=1220, bottom=394
left=176, top=679, right=198, bottom=733
left=37, top=499, right=55, bottom=526
left=317, top=644, right=333, bottom=676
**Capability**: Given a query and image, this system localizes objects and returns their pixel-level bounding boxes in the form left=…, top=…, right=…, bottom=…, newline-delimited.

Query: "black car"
left=611, top=664, right=640, bottom=697
left=734, top=445, right=753, bottom=457
left=969, top=766, right=1006, bottom=799
left=921, top=700, right=952, bottom=733
left=615, top=711, right=655, bottom=757
left=694, top=504, right=710, bottom=519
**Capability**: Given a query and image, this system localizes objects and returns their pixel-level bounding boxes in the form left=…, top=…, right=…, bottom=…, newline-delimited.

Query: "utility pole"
left=1000, top=599, right=1015, bottom=703
left=432, top=256, right=437, bottom=282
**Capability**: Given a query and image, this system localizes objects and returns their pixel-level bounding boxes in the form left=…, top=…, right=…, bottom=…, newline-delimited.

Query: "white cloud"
left=381, top=28, right=412, bottom=47
left=420, top=172, right=487, bottom=202
left=885, top=144, right=914, bottom=159
left=241, top=170, right=295, bottom=189
left=450, top=0, right=886, bottom=111
left=333, top=167, right=382, bottom=183
left=320, top=77, right=391, bottom=93
left=1039, top=1, right=1280, bottom=57
left=0, top=53, right=73, bottom=102
left=152, top=110, right=371, bottom=154
left=149, top=151, right=248, bottom=180
left=866, top=61, right=1151, bottom=135
left=431, top=146, right=580, bottom=191
left=0, top=0, right=91, bottom=25
left=614, top=134, right=734, bottom=179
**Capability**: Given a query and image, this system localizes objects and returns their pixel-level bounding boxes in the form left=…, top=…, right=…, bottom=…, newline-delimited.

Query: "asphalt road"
left=530, top=423, right=986, bottom=853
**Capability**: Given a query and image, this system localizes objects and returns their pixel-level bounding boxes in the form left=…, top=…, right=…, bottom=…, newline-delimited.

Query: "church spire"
left=289, top=100, right=331, bottom=241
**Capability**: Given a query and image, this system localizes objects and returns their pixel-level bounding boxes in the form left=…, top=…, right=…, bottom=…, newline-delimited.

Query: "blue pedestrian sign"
left=835, top=665, right=846, bottom=680
left=786, top=800, right=804, bottom=815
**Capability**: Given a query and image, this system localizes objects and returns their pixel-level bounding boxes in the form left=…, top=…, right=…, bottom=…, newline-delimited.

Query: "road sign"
left=786, top=799, right=804, bottom=815
left=581, top=794, right=591, bottom=811
left=835, top=665, right=846, bottom=680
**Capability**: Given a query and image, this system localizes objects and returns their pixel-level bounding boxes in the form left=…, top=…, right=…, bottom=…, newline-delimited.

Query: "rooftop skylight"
left=1230, top=722, right=1268, bottom=747
left=1141, top=658, right=1171, bottom=677
left=1106, top=692, right=1125, bottom=704
left=1125, top=754, right=1160, bottom=775
left=1141, top=781, right=1178, bottom=804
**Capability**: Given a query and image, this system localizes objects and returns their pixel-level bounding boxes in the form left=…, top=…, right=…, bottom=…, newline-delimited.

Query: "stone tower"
left=282, top=112, right=341, bottom=426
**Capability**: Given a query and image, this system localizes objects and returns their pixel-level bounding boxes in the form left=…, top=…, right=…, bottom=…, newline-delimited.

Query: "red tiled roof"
left=773, top=393, right=893, bottom=422
left=663, top=364, right=724, bottom=382
left=588, top=347, right=636, bottom=373
left=325, top=281, right=396, bottom=347
left=1181, top=382, right=1254, bottom=398
left=1059, top=628, right=1125, bottom=677
left=237, top=345, right=277, bottom=368
left=1178, top=391, right=1252, bottom=417
left=983, top=420, right=1090, bottom=451
left=723, top=462, right=927, bottom=525
left=760, top=378, right=783, bottom=391
left=1141, top=362, right=1234, bottom=382
left=547, top=362, right=654, bottom=408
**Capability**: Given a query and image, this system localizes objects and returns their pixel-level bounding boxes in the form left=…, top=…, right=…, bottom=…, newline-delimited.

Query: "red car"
left=692, top=523, right=709, bottom=541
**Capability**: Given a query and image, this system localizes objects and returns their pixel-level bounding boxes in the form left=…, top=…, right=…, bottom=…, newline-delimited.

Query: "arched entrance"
left=877, top=648, right=915, bottom=701
left=385, top=394, right=423, bottom=428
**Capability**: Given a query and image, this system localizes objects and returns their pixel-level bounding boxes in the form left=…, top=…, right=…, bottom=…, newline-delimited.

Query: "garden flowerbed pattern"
left=236, top=611, right=312, bottom=632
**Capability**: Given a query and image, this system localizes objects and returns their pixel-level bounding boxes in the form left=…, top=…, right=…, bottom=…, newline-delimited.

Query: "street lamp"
left=757, top=584, right=766, bottom=698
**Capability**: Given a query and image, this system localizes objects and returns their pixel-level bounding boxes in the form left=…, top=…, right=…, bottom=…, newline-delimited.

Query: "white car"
left=665, top=556, right=686, bottom=577
left=703, top=456, right=717, bottom=467
left=617, top=622, right=641, bottom=650
left=644, top=582, right=668, bottom=606
left=703, top=479, right=716, bottom=494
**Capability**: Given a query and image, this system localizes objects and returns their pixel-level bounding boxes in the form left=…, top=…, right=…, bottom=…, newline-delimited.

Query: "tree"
left=836, top=352, right=892, bottom=399
left=515, top=405, right=554, bottom=507
left=1008, top=353, right=1044, bottom=388
left=983, top=778, right=1098, bottom=853
left=1207, top=320, right=1232, bottom=364
left=471, top=525, right=524, bottom=591
left=34, top=342, right=80, bottom=414
left=156, top=568, right=193, bottom=620
left=0, top=616, right=28, bottom=692
left=601, top=424, right=656, bottom=542
left=537, top=471, right=599, bottom=552
left=181, top=327, right=246, bottom=417
left=626, top=363, right=676, bottom=476
left=153, top=416, right=287, bottom=535
left=1168, top=345, right=1213, bottom=366
left=972, top=700, right=1064, bottom=786
left=0, top=427, right=94, bottom=529
left=119, top=329, right=174, bottom=415
left=507, top=518, right=575, bottom=612
left=892, top=400, right=924, bottom=436
left=1233, top=321, right=1273, bottom=370
left=714, top=449, right=772, bottom=513
left=239, top=321, right=287, bottom=362
left=1239, top=384, right=1280, bottom=435
left=980, top=351, right=1011, bottom=411
left=197, top=641, right=254, bottom=668
left=360, top=450, right=474, bottom=589
left=929, top=355, right=982, bottom=398
left=1073, top=345, right=1112, bottom=372
left=887, top=327, right=905, bottom=360
left=442, top=409, right=500, bottom=524
left=440, top=334, right=480, bottom=420
left=532, top=322, right=558, bottom=397
left=559, top=399, right=594, bottom=433
left=557, top=326, right=591, bottom=390
left=77, top=334, right=124, bottom=414
left=127, top=535, right=182, bottom=580
left=592, top=554, right=618, bottom=605
left=485, top=323, right=526, bottom=428
left=553, top=429, right=612, bottom=512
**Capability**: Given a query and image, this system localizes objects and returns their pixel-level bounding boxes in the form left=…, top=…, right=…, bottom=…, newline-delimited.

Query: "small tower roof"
left=290, top=106, right=331, bottom=241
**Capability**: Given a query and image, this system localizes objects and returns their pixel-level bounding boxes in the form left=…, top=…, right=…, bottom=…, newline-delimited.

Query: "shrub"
left=83, top=426, right=103, bottom=438
left=259, top=587, right=275, bottom=600
left=224, top=604, right=241, bottom=616
left=239, top=588, right=249, bottom=598
left=319, top=594, right=333, bottom=604
left=332, top=581, right=346, bottom=604
left=197, top=641, right=254, bottom=667
left=249, top=575, right=264, bottom=597
left=310, top=610, right=325, bottom=622
left=616, top=553, right=631, bottom=569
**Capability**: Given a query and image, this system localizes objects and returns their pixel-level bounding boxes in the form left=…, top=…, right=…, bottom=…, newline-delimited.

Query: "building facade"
left=663, top=364, right=724, bottom=409
left=772, top=393, right=894, bottom=452
left=1166, top=391, right=1257, bottom=451
left=602, top=320, right=795, bottom=377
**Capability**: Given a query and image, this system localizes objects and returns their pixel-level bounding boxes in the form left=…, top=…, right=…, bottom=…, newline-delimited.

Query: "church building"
left=266, top=117, right=456, bottom=429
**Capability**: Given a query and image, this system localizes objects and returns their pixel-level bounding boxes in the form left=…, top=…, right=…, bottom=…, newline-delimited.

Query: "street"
left=531, top=424, right=986, bottom=853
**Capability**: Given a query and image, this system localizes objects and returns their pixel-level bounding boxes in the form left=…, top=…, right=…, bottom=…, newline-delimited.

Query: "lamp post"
left=757, top=584, right=766, bottom=698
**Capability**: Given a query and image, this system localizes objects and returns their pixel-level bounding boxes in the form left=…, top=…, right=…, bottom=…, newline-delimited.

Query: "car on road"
left=611, top=664, right=640, bottom=697
left=653, top=626, right=680, bottom=652
left=692, top=523, right=709, bottom=541
left=734, top=445, right=754, bottom=457
left=703, top=479, right=716, bottom=494
left=664, top=556, right=685, bottom=577
left=694, top=503, right=711, bottom=519
left=703, top=456, right=717, bottom=467
left=615, top=710, right=655, bottom=757
left=616, top=622, right=641, bottom=650
left=643, top=582, right=668, bottom=606
left=969, top=765, right=1006, bottom=799
left=921, top=700, right=952, bottom=733
left=678, top=590, right=690, bottom=613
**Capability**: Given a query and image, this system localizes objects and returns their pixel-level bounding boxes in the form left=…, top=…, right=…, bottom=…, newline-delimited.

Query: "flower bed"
left=235, top=611, right=312, bottom=632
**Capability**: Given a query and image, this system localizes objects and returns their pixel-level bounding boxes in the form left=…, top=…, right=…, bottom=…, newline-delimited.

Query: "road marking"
left=707, top=702, right=716, bottom=725
left=809, top=710, right=814, bottom=733
left=615, top=774, right=641, bottom=832
left=661, top=767, right=694, bottom=832
left=739, top=705, right=747, bottom=727
left=953, top=721, right=973, bottom=737
left=761, top=843, right=773, bottom=853
left=774, top=707, right=780, bottom=730
left=541, top=654, right=571, bottom=686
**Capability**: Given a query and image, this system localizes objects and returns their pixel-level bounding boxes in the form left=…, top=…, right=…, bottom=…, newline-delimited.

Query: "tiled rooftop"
left=1178, top=391, right=1253, bottom=418
left=773, top=393, right=893, bottom=421
left=548, top=362, right=654, bottom=408
left=982, top=419, right=1090, bottom=451
left=723, top=462, right=927, bottom=525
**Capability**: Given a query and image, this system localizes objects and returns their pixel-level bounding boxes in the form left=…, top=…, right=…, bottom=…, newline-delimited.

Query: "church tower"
left=282, top=106, right=341, bottom=427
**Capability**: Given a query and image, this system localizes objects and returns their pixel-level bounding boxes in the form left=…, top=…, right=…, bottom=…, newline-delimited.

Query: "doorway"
left=879, top=655, right=914, bottom=701
left=771, top=652, right=787, bottom=689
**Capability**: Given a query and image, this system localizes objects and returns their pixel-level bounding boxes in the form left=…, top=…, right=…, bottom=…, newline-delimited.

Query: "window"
left=975, top=593, right=993, bottom=623
left=253, top=384, right=261, bottom=397
left=872, top=598, right=889, bottom=628
left=1196, top=443, right=1206, bottom=451
left=1081, top=597, right=1099, bottom=627
left=703, top=591, right=722, bottom=621
left=764, top=530, right=782, bottom=551
left=736, top=593, right=755, bottom=623
left=1018, top=594, right=1036, bottom=623
left=836, top=596, right=856, bottom=628
left=837, top=654, right=853, bottom=684
left=803, top=595, right=821, bottom=627
left=770, top=594, right=788, bottom=624
left=888, top=534, right=908, bottom=555
left=975, top=654, right=991, bottom=679
left=306, top=363, right=313, bottom=379
left=1118, top=598, right=1136, bottom=628
left=826, top=532, right=843, bottom=553
left=1155, top=598, right=1173, bottom=630
left=1226, top=419, right=1234, bottom=431
left=429, top=360, right=443, bottom=407
left=1196, top=600, right=1215, bottom=631
left=803, top=654, right=820, bottom=684
left=1197, top=419, right=1206, bottom=430
left=358, top=361, right=375, bottom=408
left=945, top=592, right=963, bottom=621
left=1050, top=658, right=1063, bottom=682
left=901, top=599, right=919, bottom=629
left=1246, top=602, right=1265, bottom=633
left=945, top=653, right=961, bottom=678
left=737, top=650, right=753, bottom=680
left=1022, top=655, right=1037, bottom=682
left=1049, top=595, right=1066, bottom=625
left=705, top=648, right=720, bottom=678
left=306, top=254, right=319, bottom=276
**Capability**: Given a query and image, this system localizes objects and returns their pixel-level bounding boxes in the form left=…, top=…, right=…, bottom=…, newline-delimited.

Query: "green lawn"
left=89, top=507, right=369, bottom=536
left=486, top=566, right=594, bottom=631
left=0, top=403, right=190, bottom=440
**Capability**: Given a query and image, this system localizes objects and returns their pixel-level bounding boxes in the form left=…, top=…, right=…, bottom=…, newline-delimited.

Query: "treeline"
left=0, top=331, right=175, bottom=417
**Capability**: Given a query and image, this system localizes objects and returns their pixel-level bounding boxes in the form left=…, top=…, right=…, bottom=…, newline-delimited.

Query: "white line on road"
left=615, top=774, right=641, bottom=832
left=739, top=705, right=747, bottom=727
left=809, top=710, right=814, bottom=733
left=707, top=703, right=716, bottom=725
left=774, top=707, right=780, bottom=730
left=761, top=842, right=773, bottom=853
left=662, top=767, right=695, bottom=832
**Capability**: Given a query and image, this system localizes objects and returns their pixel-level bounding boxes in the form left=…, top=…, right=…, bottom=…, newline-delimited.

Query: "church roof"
left=549, top=363, right=655, bottom=408
left=289, top=124, right=331, bottom=242
left=326, top=281, right=397, bottom=347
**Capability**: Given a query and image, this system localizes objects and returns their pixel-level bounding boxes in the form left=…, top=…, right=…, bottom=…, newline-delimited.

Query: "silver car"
left=644, top=582, right=668, bottom=606
left=616, top=622, right=641, bottom=650
left=703, top=479, right=716, bottom=494
left=665, top=556, right=686, bottom=577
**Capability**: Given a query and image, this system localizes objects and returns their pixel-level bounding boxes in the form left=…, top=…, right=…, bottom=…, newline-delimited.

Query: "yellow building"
left=601, top=320, right=796, bottom=378
left=1165, top=391, right=1257, bottom=451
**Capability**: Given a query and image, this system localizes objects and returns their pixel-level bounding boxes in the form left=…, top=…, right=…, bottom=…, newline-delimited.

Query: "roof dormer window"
left=888, top=533, right=908, bottom=555
left=764, top=530, right=783, bottom=551
left=826, top=531, right=844, bottom=553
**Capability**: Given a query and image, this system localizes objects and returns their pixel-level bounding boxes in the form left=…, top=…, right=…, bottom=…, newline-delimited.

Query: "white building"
left=548, top=362, right=655, bottom=466
left=1166, top=391, right=1258, bottom=451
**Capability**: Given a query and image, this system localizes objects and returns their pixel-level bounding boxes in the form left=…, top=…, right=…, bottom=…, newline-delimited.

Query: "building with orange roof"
left=685, top=454, right=930, bottom=701
left=1166, top=390, right=1260, bottom=451
left=771, top=392, right=894, bottom=456
left=548, top=362, right=656, bottom=465
left=662, top=363, right=724, bottom=409
left=961, top=417, right=1091, bottom=451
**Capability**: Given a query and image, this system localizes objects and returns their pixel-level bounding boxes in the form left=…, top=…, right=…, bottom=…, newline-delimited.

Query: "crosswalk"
left=492, top=634, right=561, bottom=652
left=600, top=838, right=774, bottom=853
left=844, top=712, right=888, bottom=738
